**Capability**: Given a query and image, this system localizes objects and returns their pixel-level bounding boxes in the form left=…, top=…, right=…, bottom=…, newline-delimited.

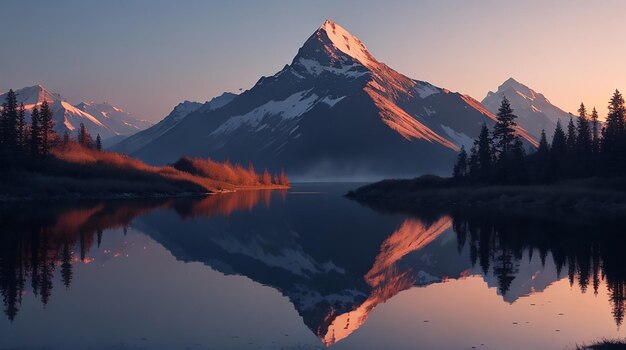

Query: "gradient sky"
left=1, top=0, right=624, bottom=122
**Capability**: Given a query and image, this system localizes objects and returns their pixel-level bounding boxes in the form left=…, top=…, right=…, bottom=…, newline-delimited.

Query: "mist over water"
left=1, top=184, right=624, bottom=349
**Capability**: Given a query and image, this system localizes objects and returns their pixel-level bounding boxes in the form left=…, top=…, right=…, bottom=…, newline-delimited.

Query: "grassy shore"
left=346, top=175, right=626, bottom=213
left=0, top=144, right=289, bottom=201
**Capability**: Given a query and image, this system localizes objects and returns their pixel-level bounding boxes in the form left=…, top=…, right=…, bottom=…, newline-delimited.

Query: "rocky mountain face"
left=124, top=20, right=536, bottom=179
left=111, top=92, right=236, bottom=153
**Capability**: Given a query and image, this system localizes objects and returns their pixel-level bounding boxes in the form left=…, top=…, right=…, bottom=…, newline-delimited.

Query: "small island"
left=0, top=90, right=289, bottom=201
left=348, top=91, right=626, bottom=214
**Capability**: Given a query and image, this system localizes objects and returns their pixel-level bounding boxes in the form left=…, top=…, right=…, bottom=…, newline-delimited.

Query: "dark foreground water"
left=1, top=183, right=625, bottom=350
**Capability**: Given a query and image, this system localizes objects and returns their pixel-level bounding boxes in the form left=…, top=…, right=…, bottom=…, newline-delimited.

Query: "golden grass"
left=49, top=142, right=289, bottom=194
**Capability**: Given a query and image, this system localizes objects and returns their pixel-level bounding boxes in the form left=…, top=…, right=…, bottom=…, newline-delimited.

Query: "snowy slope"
left=482, top=78, right=572, bottom=139
left=128, top=20, right=537, bottom=179
left=111, top=92, right=236, bottom=153
left=75, top=101, right=152, bottom=136
left=0, top=85, right=151, bottom=140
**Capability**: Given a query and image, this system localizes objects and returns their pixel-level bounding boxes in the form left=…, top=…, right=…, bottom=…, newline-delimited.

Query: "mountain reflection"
left=0, top=190, right=281, bottom=322
left=321, top=217, right=452, bottom=345
left=2, top=191, right=626, bottom=347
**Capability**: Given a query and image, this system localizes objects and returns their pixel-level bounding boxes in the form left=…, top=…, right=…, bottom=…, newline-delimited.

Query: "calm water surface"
left=1, top=183, right=625, bottom=349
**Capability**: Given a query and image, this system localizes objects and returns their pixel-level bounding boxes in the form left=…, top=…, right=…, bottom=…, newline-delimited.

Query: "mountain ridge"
left=482, top=77, right=572, bottom=139
left=121, top=20, right=538, bottom=179
left=0, top=84, right=152, bottom=140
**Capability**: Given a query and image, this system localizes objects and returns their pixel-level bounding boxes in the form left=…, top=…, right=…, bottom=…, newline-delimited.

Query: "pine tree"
left=602, top=90, right=626, bottom=174
left=590, top=107, right=600, bottom=154
left=467, top=145, right=479, bottom=180
left=535, top=129, right=550, bottom=182
left=577, top=103, right=591, bottom=150
left=0, top=89, right=19, bottom=153
left=30, top=106, right=41, bottom=156
left=576, top=103, right=592, bottom=176
left=475, top=123, right=493, bottom=182
left=548, top=120, right=567, bottom=180
left=492, top=96, right=518, bottom=157
left=61, top=244, right=73, bottom=289
left=16, top=103, right=26, bottom=151
left=77, top=123, right=92, bottom=148
left=537, top=129, right=550, bottom=163
left=39, top=100, right=55, bottom=155
left=537, top=129, right=550, bottom=156
left=566, top=115, right=577, bottom=153
left=608, top=89, right=625, bottom=132
left=509, top=138, right=528, bottom=184
left=453, top=146, right=469, bottom=179
left=62, top=130, right=71, bottom=146
left=95, top=134, right=102, bottom=151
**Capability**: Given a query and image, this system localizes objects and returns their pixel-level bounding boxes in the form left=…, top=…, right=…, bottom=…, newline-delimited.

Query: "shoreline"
left=0, top=185, right=290, bottom=203
left=346, top=177, right=626, bottom=214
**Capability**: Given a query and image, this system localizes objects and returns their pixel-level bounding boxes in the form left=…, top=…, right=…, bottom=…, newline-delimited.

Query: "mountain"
left=75, top=101, right=153, bottom=136
left=482, top=78, right=572, bottom=139
left=130, top=192, right=562, bottom=346
left=128, top=20, right=536, bottom=179
left=111, top=92, right=236, bottom=153
left=0, top=85, right=151, bottom=140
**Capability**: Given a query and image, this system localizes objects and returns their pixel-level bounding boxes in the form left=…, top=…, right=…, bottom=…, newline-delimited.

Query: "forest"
left=453, top=90, right=626, bottom=184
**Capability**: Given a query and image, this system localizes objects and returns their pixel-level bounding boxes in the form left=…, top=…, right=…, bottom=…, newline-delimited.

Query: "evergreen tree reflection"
left=452, top=211, right=626, bottom=327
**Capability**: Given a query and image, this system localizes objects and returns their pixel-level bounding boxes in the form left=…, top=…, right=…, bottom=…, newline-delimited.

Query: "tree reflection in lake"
left=0, top=190, right=282, bottom=322
left=450, top=210, right=626, bottom=327
left=1, top=187, right=626, bottom=349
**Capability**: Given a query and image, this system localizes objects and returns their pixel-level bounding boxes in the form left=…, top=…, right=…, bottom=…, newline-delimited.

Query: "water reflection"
left=321, top=217, right=452, bottom=345
left=1, top=188, right=626, bottom=348
left=0, top=190, right=283, bottom=323
left=451, top=211, right=626, bottom=327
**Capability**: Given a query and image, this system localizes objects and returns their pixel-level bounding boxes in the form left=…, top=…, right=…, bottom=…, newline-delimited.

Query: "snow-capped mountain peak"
left=317, top=19, right=377, bottom=68
left=13, top=84, right=63, bottom=106
left=1, top=84, right=151, bottom=140
left=75, top=100, right=153, bottom=135
left=482, top=78, right=571, bottom=139
left=492, top=77, right=543, bottom=102
left=125, top=21, right=537, bottom=178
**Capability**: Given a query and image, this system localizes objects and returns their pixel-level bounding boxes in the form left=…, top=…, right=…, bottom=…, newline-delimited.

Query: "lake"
left=1, top=183, right=625, bottom=350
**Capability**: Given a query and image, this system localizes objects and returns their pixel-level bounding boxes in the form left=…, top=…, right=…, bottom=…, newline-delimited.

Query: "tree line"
left=0, top=89, right=103, bottom=161
left=453, top=89, right=625, bottom=184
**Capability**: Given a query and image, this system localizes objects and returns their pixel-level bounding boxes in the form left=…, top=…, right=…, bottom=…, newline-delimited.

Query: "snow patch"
left=211, top=90, right=319, bottom=135
left=415, top=83, right=440, bottom=98
left=321, top=95, right=346, bottom=108
left=319, top=20, right=376, bottom=67
left=423, top=107, right=436, bottom=116
left=297, top=58, right=367, bottom=78
left=59, top=101, right=107, bottom=128
left=440, top=124, right=474, bottom=150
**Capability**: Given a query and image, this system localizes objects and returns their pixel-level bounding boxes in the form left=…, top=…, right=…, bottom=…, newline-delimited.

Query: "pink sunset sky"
left=1, top=0, right=624, bottom=121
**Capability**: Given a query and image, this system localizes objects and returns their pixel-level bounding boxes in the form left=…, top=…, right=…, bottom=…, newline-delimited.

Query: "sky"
left=1, top=0, right=625, bottom=122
